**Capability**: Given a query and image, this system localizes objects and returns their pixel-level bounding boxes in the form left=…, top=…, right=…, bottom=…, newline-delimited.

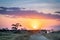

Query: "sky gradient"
left=0, top=0, right=60, bottom=13
left=0, top=0, right=60, bottom=30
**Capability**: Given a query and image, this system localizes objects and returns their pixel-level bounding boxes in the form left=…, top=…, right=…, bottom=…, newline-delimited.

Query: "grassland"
left=0, top=31, right=60, bottom=40
left=0, top=32, right=30, bottom=40
left=43, top=32, right=60, bottom=40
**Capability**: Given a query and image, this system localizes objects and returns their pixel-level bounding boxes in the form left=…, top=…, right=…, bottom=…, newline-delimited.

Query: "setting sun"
left=30, top=19, right=41, bottom=30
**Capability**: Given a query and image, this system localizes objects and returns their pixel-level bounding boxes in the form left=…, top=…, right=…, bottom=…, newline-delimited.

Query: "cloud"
left=0, top=7, right=60, bottom=19
left=0, top=0, right=60, bottom=13
left=55, top=11, right=60, bottom=14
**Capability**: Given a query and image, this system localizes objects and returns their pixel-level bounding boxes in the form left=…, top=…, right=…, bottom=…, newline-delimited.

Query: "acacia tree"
left=11, top=23, right=22, bottom=30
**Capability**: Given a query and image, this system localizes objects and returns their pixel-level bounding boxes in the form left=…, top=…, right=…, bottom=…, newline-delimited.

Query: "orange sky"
left=0, top=0, right=60, bottom=30
left=0, top=14, right=60, bottom=30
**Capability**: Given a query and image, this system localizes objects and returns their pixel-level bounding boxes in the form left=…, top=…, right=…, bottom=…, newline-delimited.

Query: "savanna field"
left=0, top=31, right=30, bottom=40
left=0, top=30, right=60, bottom=40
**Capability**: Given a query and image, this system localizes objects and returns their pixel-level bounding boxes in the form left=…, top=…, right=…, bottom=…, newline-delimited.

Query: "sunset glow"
left=0, top=14, right=60, bottom=30
left=0, top=0, right=60, bottom=30
left=31, top=19, right=40, bottom=30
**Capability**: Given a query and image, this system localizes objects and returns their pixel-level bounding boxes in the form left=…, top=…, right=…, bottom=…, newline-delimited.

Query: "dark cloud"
left=0, top=7, right=20, bottom=11
left=55, top=11, right=60, bottom=14
left=0, top=7, right=60, bottom=19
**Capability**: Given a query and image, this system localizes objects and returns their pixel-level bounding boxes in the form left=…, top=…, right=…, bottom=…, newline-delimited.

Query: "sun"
left=31, top=19, right=41, bottom=30
left=33, top=25, right=37, bottom=29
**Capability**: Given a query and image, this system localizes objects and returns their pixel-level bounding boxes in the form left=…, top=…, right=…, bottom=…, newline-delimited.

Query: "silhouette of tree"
left=12, top=27, right=17, bottom=30
left=2, top=28, right=9, bottom=30
left=11, top=23, right=22, bottom=30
